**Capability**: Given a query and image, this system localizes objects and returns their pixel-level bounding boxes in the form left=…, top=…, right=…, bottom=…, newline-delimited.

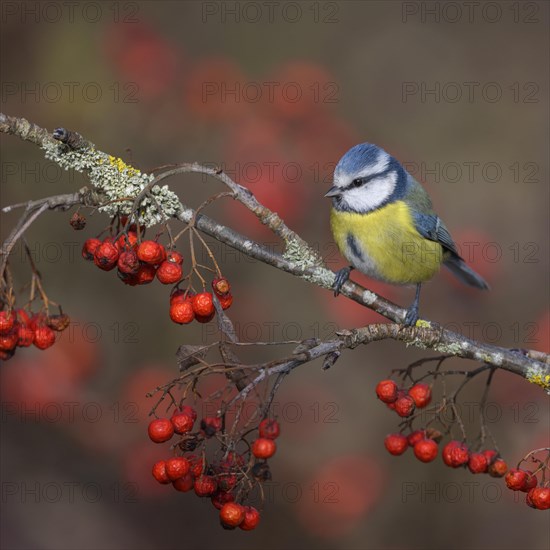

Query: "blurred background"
left=1, top=1, right=548, bottom=549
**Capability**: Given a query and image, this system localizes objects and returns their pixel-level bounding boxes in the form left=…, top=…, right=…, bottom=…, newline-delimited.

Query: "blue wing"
left=413, top=213, right=459, bottom=256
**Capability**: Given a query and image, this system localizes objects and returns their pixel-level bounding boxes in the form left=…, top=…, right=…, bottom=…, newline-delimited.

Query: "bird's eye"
left=352, top=178, right=363, bottom=187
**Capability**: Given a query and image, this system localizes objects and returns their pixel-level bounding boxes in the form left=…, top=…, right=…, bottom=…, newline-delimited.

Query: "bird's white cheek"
left=341, top=175, right=397, bottom=212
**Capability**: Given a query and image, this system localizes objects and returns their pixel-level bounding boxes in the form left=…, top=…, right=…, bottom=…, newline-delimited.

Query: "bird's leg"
left=333, top=266, right=353, bottom=297
left=404, top=283, right=422, bottom=326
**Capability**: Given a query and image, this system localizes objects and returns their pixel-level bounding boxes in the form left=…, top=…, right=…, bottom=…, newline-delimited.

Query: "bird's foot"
left=333, top=266, right=353, bottom=297
left=404, top=305, right=419, bottom=327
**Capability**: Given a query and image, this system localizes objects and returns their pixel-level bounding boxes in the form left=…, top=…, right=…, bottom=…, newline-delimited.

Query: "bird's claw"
left=404, top=306, right=419, bottom=327
left=333, top=266, right=352, bottom=297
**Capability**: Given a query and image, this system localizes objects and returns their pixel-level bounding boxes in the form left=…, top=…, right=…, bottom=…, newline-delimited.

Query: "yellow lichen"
left=108, top=155, right=139, bottom=177
left=415, top=319, right=431, bottom=329
left=527, top=369, right=550, bottom=392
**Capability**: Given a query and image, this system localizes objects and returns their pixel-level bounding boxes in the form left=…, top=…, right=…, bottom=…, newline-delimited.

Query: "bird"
left=325, top=142, right=489, bottom=326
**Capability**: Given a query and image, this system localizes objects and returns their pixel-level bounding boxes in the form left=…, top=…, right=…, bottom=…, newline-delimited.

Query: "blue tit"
left=325, top=142, right=489, bottom=326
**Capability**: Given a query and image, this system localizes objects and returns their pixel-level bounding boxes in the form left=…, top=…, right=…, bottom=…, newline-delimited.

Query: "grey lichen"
left=283, top=238, right=323, bottom=272
left=42, top=141, right=182, bottom=226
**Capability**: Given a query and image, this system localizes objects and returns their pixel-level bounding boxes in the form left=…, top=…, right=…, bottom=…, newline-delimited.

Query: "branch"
left=1, top=113, right=548, bottom=392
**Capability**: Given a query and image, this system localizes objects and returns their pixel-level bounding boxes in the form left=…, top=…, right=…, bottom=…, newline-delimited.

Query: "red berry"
left=170, top=301, right=195, bottom=324
left=17, top=324, right=34, bottom=347
left=384, top=433, right=409, bottom=456
left=408, top=383, right=432, bottom=408
left=218, top=293, right=233, bottom=310
left=220, top=502, right=245, bottom=528
left=195, top=312, right=215, bottom=323
left=413, top=439, right=438, bottom=462
left=174, top=405, right=197, bottom=422
left=188, top=455, right=206, bottom=478
left=211, top=491, right=235, bottom=510
left=33, top=325, right=56, bottom=350
left=117, top=250, right=140, bottom=274
left=170, top=289, right=193, bottom=305
left=505, top=468, right=528, bottom=491
left=200, top=416, right=222, bottom=437
left=0, top=349, right=15, bottom=361
left=171, top=413, right=195, bottom=434
left=165, top=457, right=190, bottom=481
left=172, top=472, right=194, bottom=492
left=194, top=475, right=218, bottom=497
left=147, top=418, right=174, bottom=443
left=521, top=471, right=538, bottom=492
left=192, top=292, right=215, bottom=317
left=442, top=441, right=469, bottom=468
left=152, top=461, right=171, bottom=484
left=0, top=310, right=15, bottom=333
left=239, top=506, right=260, bottom=531
left=468, top=452, right=488, bottom=474
left=156, top=261, right=183, bottom=284
left=375, top=380, right=398, bottom=403
left=0, top=330, right=18, bottom=351
left=166, top=250, right=183, bottom=265
left=137, top=240, right=165, bottom=265
left=259, top=419, right=280, bottom=439
left=528, top=487, right=550, bottom=510
left=116, top=231, right=138, bottom=251
left=218, top=473, right=237, bottom=492
left=252, top=438, right=276, bottom=459
left=482, top=449, right=498, bottom=466
left=212, top=277, right=231, bottom=296
left=93, top=240, right=119, bottom=271
left=135, top=263, right=156, bottom=284
left=407, top=430, right=426, bottom=447
left=488, top=458, right=507, bottom=478
left=82, top=238, right=102, bottom=260
left=394, top=395, right=415, bottom=417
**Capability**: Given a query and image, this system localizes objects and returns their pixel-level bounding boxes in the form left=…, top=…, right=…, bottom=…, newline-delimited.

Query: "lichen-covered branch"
left=1, top=113, right=548, bottom=391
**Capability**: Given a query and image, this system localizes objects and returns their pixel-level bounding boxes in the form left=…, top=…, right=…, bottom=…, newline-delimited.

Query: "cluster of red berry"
left=0, top=308, right=70, bottom=361
left=505, top=467, right=550, bottom=510
left=82, top=232, right=233, bottom=325
left=147, top=407, right=281, bottom=530
left=377, top=379, right=509, bottom=474
left=82, top=232, right=184, bottom=286
left=169, top=278, right=232, bottom=325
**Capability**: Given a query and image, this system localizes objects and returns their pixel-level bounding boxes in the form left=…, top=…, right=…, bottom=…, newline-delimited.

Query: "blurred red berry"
left=171, top=412, right=195, bottom=434
left=152, top=461, right=171, bottom=484
left=482, top=449, right=498, bottom=466
left=442, top=441, right=469, bottom=468
left=117, top=250, right=140, bottom=274
left=413, top=439, right=438, bottom=462
left=220, top=502, right=245, bottom=528
left=170, top=301, right=195, bottom=324
left=82, top=238, right=102, bottom=261
left=505, top=469, right=528, bottom=491
left=407, top=430, right=426, bottom=447
left=211, top=491, right=235, bottom=510
left=467, top=453, right=488, bottom=474
left=33, top=325, right=56, bottom=350
left=252, top=438, right=276, bottom=459
left=0, top=330, right=18, bottom=352
left=135, top=263, right=157, bottom=285
left=528, top=487, right=550, bottom=510
left=384, top=433, right=409, bottom=456
left=194, top=475, right=218, bottom=497
left=0, top=310, right=15, bottom=333
left=165, top=457, right=190, bottom=481
left=375, top=380, right=398, bottom=404
left=218, top=294, right=233, bottom=310
left=148, top=418, right=174, bottom=443
left=172, top=472, right=194, bottom=492
left=116, top=231, right=138, bottom=251
left=174, top=405, right=197, bottom=422
left=188, top=455, right=206, bottom=478
left=408, top=383, right=432, bottom=408
left=192, top=292, right=215, bottom=317
left=137, top=240, right=165, bottom=265
left=201, top=416, right=222, bottom=437
left=156, top=261, right=183, bottom=284
left=217, top=473, right=237, bottom=492
left=212, top=277, right=231, bottom=296
left=17, top=324, right=34, bottom=347
left=166, top=250, right=183, bottom=265
left=394, top=395, right=415, bottom=417
left=521, top=471, right=538, bottom=493
left=259, top=419, right=280, bottom=439
left=488, top=458, right=507, bottom=478
left=94, top=240, right=119, bottom=271
left=239, top=506, right=260, bottom=531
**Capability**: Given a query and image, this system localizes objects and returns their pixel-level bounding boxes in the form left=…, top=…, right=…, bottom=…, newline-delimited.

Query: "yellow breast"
left=330, top=201, right=444, bottom=284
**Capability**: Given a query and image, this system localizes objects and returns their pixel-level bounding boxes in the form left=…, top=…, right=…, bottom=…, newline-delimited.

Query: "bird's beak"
left=324, top=186, right=341, bottom=198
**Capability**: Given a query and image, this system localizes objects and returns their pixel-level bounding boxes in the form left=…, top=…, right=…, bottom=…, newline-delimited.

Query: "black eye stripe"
left=343, top=168, right=393, bottom=192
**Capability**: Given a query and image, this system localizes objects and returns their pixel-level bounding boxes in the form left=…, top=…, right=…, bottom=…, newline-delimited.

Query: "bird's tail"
left=443, top=255, right=490, bottom=290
